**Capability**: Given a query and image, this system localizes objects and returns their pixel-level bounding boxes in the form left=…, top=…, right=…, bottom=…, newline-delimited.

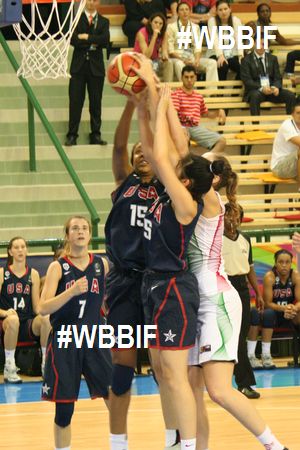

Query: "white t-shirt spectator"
left=271, top=118, right=300, bottom=170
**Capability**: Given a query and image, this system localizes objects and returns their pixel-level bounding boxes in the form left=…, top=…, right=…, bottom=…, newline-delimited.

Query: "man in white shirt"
left=167, top=1, right=218, bottom=81
left=271, top=99, right=300, bottom=189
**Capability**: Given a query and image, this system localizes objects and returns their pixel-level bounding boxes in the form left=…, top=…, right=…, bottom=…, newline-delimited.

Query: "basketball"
left=107, top=52, right=146, bottom=96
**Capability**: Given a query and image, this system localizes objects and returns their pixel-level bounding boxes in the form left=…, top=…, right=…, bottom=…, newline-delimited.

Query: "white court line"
left=1, top=405, right=300, bottom=419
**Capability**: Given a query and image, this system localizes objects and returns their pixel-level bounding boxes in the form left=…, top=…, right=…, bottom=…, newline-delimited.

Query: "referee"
left=222, top=204, right=263, bottom=399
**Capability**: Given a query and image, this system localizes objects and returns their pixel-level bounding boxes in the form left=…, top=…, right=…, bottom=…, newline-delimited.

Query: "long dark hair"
left=215, top=0, right=233, bottom=28
left=213, top=155, right=239, bottom=226
left=7, top=236, right=27, bottom=266
left=224, top=202, right=243, bottom=234
left=214, top=156, right=240, bottom=222
left=146, top=12, right=167, bottom=39
left=180, top=154, right=225, bottom=202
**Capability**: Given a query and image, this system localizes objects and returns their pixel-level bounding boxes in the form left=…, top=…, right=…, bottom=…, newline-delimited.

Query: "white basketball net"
left=13, top=0, right=86, bottom=79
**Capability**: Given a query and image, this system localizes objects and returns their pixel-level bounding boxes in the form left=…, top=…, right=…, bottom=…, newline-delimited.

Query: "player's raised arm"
left=112, top=100, right=136, bottom=187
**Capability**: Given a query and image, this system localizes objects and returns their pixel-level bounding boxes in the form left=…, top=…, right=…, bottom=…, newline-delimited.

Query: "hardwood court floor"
left=0, top=387, right=299, bottom=450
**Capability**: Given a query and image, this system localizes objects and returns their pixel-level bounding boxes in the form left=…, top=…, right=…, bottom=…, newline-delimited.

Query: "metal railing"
left=0, top=237, right=106, bottom=252
left=0, top=32, right=100, bottom=243
left=243, top=226, right=300, bottom=243
left=0, top=227, right=299, bottom=253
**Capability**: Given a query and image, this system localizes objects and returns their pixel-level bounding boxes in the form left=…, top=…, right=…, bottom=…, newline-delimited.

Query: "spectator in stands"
left=167, top=1, right=219, bottom=81
left=0, top=237, right=51, bottom=383
left=133, top=12, right=173, bottom=81
left=284, top=50, right=300, bottom=81
left=122, top=0, right=178, bottom=47
left=248, top=249, right=300, bottom=370
left=222, top=204, right=262, bottom=399
left=247, top=3, right=299, bottom=47
left=270, top=98, right=300, bottom=190
left=206, top=0, right=242, bottom=80
left=171, top=65, right=226, bottom=154
left=185, top=0, right=216, bottom=27
left=240, top=34, right=296, bottom=116
left=246, top=3, right=299, bottom=73
left=65, top=0, right=110, bottom=146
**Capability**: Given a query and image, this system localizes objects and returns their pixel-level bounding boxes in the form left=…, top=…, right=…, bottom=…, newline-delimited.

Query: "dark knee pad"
left=55, top=402, right=75, bottom=428
left=250, top=307, right=260, bottom=326
left=111, top=364, right=135, bottom=396
left=262, top=309, right=277, bottom=328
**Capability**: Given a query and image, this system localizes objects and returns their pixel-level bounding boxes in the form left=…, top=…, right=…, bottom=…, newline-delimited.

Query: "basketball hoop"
left=13, top=0, right=86, bottom=79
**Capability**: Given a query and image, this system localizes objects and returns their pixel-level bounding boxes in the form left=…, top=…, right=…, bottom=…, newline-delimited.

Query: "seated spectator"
left=246, top=3, right=299, bottom=72
left=0, top=237, right=51, bottom=383
left=167, top=1, right=218, bottom=82
left=271, top=98, right=300, bottom=190
left=206, top=0, right=242, bottom=80
left=248, top=249, right=300, bottom=370
left=186, top=0, right=216, bottom=27
left=223, top=203, right=262, bottom=399
left=240, top=34, right=296, bottom=116
left=247, top=3, right=299, bottom=47
left=122, top=0, right=178, bottom=47
left=171, top=65, right=226, bottom=154
left=134, top=12, right=173, bottom=81
left=284, top=50, right=300, bottom=80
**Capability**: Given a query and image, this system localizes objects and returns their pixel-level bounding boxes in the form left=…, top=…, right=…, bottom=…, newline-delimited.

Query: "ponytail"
left=213, top=156, right=239, bottom=227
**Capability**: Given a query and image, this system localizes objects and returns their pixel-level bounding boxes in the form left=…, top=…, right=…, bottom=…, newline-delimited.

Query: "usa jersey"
left=0, top=265, right=34, bottom=322
left=143, top=193, right=203, bottom=272
left=50, top=255, right=105, bottom=331
left=105, top=172, right=163, bottom=270
left=272, top=268, right=295, bottom=306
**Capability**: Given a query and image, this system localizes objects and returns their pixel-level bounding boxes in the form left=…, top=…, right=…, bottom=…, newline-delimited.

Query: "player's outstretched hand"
left=72, top=277, right=88, bottom=296
left=157, top=83, right=171, bottom=112
left=131, top=53, right=156, bottom=85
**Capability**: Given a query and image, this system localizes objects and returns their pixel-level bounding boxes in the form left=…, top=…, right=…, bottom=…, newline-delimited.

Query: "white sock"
left=256, top=426, right=284, bottom=449
left=262, top=342, right=271, bottom=356
left=247, top=340, right=257, bottom=356
left=55, top=447, right=70, bottom=450
left=165, top=429, right=177, bottom=447
left=4, top=349, right=15, bottom=364
left=181, top=438, right=196, bottom=450
left=110, top=433, right=128, bottom=450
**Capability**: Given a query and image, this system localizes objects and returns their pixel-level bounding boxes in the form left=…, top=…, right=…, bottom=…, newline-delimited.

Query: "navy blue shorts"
left=42, top=328, right=112, bottom=402
left=251, top=307, right=292, bottom=329
left=141, top=271, right=200, bottom=350
left=105, top=267, right=145, bottom=349
left=0, top=318, right=39, bottom=343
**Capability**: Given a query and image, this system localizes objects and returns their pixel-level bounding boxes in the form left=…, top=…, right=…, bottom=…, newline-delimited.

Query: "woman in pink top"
left=134, top=12, right=173, bottom=81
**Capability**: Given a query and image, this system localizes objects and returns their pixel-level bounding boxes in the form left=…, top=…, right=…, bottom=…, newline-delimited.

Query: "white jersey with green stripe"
left=187, top=192, right=232, bottom=297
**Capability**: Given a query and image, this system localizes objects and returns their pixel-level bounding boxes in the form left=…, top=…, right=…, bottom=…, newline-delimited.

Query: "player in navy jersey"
left=248, top=249, right=300, bottom=369
left=104, top=99, right=162, bottom=450
left=133, top=61, right=222, bottom=448
left=105, top=87, right=192, bottom=450
left=0, top=237, right=51, bottom=383
left=39, top=216, right=112, bottom=450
